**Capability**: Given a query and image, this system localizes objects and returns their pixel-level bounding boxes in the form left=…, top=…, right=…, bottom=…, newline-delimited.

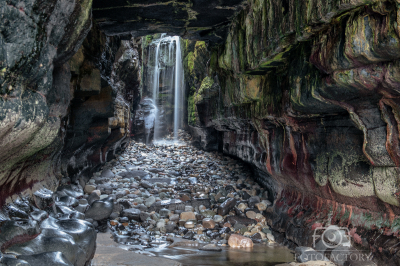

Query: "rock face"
left=0, top=0, right=92, bottom=206
left=184, top=1, right=400, bottom=265
left=61, top=24, right=142, bottom=181
left=0, top=0, right=142, bottom=206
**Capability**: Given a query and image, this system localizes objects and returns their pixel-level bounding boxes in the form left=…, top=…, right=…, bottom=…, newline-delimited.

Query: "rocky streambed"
left=85, top=131, right=297, bottom=265
left=0, top=131, right=327, bottom=266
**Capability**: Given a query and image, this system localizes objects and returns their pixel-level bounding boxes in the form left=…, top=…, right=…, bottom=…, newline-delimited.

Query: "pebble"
left=213, top=215, right=223, bottom=223
left=255, top=202, right=267, bottom=211
left=184, top=221, right=195, bottom=229
left=185, top=206, right=194, bottom=212
left=180, top=212, right=196, bottom=221
left=267, top=233, right=275, bottom=242
left=92, top=190, right=101, bottom=196
left=237, top=203, right=247, bottom=211
left=169, top=214, right=180, bottom=221
left=145, top=196, right=156, bottom=207
left=246, top=211, right=257, bottom=219
left=84, top=185, right=96, bottom=194
left=202, top=218, right=216, bottom=229
left=159, top=208, right=171, bottom=217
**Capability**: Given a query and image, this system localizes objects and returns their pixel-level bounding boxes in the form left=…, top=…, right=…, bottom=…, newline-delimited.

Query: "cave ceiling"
left=93, top=0, right=247, bottom=43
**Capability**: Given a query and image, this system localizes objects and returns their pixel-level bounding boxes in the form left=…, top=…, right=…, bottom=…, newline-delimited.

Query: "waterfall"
left=150, top=35, right=184, bottom=142
left=151, top=33, right=163, bottom=140
left=143, top=98, right=157, bottom=144
left=173, top=36, right=183, bottom=140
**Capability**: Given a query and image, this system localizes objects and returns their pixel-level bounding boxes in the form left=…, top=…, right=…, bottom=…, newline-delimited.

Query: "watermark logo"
left=313, top=225, right=351, bottom=249
left=293, top=225, right=376, bottom=265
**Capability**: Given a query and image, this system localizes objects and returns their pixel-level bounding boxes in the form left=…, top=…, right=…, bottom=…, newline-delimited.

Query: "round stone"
left=213, top=215, right=223, bottom=223
left=84, top=185, right=96, bottom=194
left=185, top=221, right=195, bottom=229
left=246, top=211, right=257, bottom=219
left=202, top=218, right=216, bottom=229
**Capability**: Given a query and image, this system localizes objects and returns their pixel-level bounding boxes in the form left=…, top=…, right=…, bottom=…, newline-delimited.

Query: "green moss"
left=194, top=41, right=206, bottom=50
left=142, top=35, right=154, bottom=48
left=193, top=76, right=214, bottom=104
left=188, top=94, right=197, bottom=125
left=187, top=52, right=195, bottom=74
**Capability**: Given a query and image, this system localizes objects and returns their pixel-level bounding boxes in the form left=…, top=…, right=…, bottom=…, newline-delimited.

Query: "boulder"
left=85, top=197, right=114, bottom=221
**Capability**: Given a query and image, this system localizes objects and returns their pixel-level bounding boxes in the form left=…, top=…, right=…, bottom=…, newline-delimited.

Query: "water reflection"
left=147, top=244, right=294, bottom=266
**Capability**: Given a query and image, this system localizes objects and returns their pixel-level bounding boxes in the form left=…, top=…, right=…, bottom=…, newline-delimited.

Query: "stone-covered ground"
left=81, top=131, right=373, bottom=266
left=85, top=130, right=275, bottom=251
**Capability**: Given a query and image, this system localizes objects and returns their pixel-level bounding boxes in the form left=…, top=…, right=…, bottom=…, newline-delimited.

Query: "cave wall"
left=0, top=0, right=142, bottom=206
left=61, top=24, right=142, bottom=181
left=0, top=0, right=93, bottom=206
left=185, top=0, right=400, bottom=263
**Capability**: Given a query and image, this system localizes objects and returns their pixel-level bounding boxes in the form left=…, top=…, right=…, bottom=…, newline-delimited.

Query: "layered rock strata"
left=185, top=1, right=400, bottom=265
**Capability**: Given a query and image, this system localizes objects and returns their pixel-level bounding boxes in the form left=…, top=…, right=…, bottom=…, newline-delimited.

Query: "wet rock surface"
left=0, top=185, right=97, bottom=266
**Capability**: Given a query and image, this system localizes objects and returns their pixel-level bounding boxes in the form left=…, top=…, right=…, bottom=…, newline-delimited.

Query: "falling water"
left=173, top=36, right=183, bottom=140
left=143, top=98, right=157, bottom=144
left=150, top=35, right=184, bottom=142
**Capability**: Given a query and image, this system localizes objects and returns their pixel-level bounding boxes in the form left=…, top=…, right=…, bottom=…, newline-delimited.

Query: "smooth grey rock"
left=40, top=217, right=96, bottom=263
left=139, top=212, right=151, bottom=222
left=70, top=211, right=85, bottom=220
left=145, top=196, right=156, bottom=207
left=101, top=169, right=115, bottom=179
left=56, top=196, right=79, bottom=208
left=0, top=220, right=40, bottom=249
left=33, top=188, right=54, bottom=210
left=57, top=185, right=84, bottom=199
left=159, top=208, right=171, bottom=217
left=188, top=177, right=197, bottom=184
left=79, top=199, right=88, bottom=205
left=199, top=244, right=222, bottom=252
left=136, top=204, right=148, bottom=212
left=30, top=210, right=48, bottom=223
left=248, top=196, right=260, bottom=208
left=165, top=222, right=177, bottom=233
left=17, top=252, right=73, bottom=266
left=121, top=208, right=141, bottom=221
left=5, top=228, right=84, bottom=266
left=140, top=181, right=153, bottom=189
left=225, top=215, right=256, bottom=226
left=74, top=204, right=88, bottom=213
left=119, top=170, right=149, bottom=180
left=85, top=197, right=114, bottom=220
left=110, top=212, right=119, bottom=220
left=213, top=215, right=223, bottom=222
left=295, top=246, right=329, bottom=263
left=1, top=256, right=30, bottom=266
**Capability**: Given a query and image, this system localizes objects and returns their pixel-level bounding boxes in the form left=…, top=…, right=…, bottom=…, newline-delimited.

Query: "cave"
left=0, top=0, right=400, bottom=265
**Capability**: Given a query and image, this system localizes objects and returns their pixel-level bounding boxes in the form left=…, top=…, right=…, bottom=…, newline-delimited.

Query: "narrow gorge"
left=1, top=0, right=400, bottom=265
